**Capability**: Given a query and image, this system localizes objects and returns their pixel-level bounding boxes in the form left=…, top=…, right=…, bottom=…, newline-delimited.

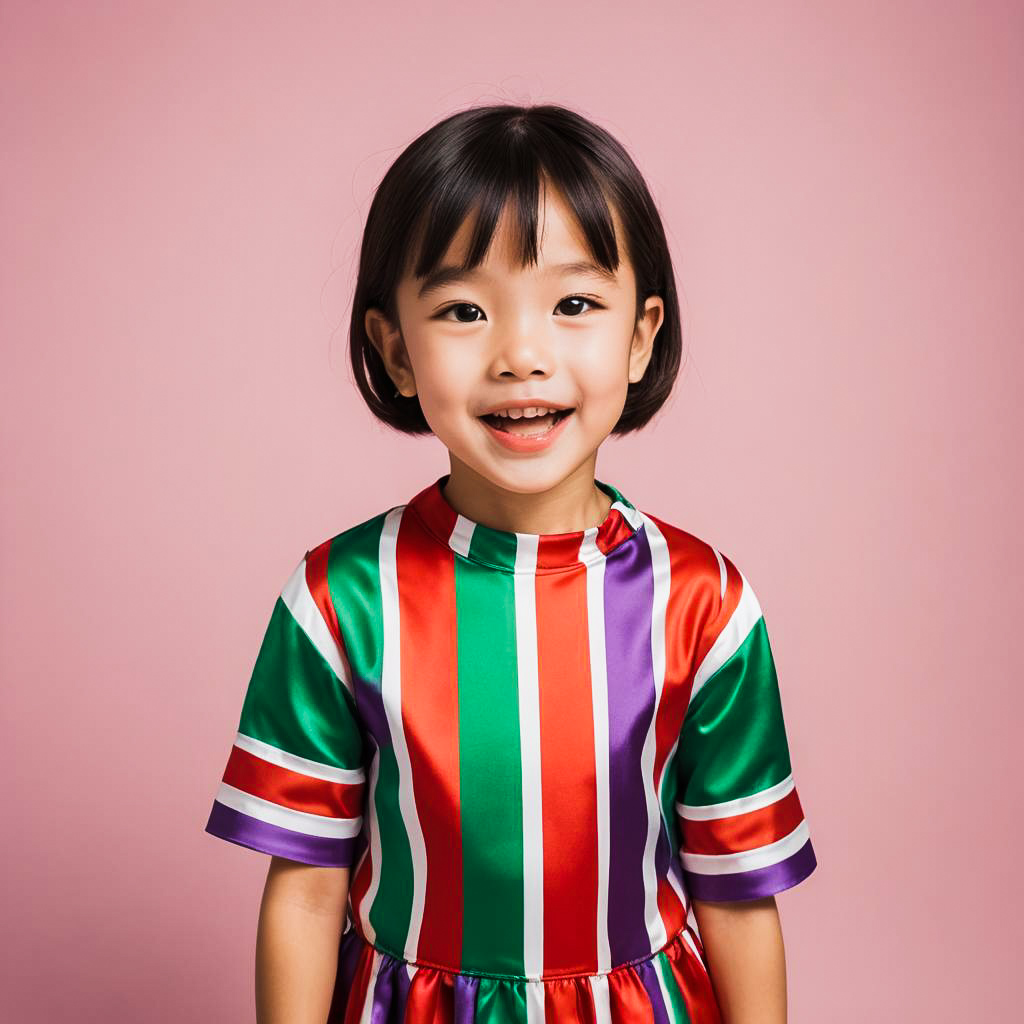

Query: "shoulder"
left=301, top=502, right=406, bottom=570
left=636, top=507, right=761, bottom=638
left=271, top=503, right=407, bottom=638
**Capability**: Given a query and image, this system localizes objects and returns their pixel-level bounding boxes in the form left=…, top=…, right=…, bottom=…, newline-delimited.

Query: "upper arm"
left=264, top=856, right=351, bottom=917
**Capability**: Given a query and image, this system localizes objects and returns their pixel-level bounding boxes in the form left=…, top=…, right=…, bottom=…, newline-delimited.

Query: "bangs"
left=350, top=103, right=681, bottom=437
left=404, top=125, right=624, bottom=284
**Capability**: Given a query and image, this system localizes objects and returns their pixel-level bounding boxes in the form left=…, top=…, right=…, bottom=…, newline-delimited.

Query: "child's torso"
left=327, top=475, right=717, bottom=979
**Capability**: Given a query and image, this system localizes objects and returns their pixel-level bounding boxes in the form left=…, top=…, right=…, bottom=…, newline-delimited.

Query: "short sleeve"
left=674, top=555, right=817, bottom=902
left=204, top=550, right=367, bottom=867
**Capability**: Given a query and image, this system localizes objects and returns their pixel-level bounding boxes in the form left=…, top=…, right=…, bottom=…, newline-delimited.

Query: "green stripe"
left=238, top=596, right=363, bottom=769
left=475, top=976, right=530, bottom=1023
left=467, top=517, right=519, bottom=570
left=654, top=951, right=693, bottom=1022
left=597, top=477, right=632, bottom=510
left=462, top=478, right=634, bottom=572
left=327, top=512, right=413, bottom=950
left=368, top=743, right=413, bottom=943
left=327, top=513, right=391, bottom=686
left=675, top=616, right=792, bottom=806
left=457, top=556, right=525, bottom=974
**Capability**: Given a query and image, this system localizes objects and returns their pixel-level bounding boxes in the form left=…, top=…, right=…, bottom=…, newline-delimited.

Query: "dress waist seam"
left=345, top=922, right=690, bottom=982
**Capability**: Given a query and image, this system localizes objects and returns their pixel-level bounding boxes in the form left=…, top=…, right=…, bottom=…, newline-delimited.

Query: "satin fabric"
left=329, top=919, right=722, bottom=1024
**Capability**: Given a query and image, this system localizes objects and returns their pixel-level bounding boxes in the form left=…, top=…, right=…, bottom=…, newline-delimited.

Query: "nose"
left=489, top=313, right=555, bottom=379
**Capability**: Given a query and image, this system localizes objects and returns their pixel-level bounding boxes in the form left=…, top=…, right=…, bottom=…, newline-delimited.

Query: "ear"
left=364, top=308, right=417, bottom=397
left=628, top=296, right=665, bottom=383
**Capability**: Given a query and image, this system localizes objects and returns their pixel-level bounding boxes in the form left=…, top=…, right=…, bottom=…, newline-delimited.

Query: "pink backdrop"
left=2, top=2, right=1020, bottom=1020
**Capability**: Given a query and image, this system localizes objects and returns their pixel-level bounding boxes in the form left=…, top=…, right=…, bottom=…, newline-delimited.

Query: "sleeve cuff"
left=684, top=834, right=817, bottom=902
left=205, top=800, right=359, bottom=868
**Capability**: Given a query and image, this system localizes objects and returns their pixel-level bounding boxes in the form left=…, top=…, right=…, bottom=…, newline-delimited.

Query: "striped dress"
left=205, top=473, right=817, bottom=1023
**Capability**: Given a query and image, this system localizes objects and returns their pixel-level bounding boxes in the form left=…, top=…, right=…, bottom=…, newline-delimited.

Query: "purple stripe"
left=205, top=800, right=358, bottom=867
left=636, top=956, right=672, bottom=1024
left=684, top=837, right=817, bottom=901
left=369, top=954, right=397, bottom=1022
left=329, top=925, right=364, bottom=1020
left=455, top=973, right=480, bottom=1023
left=391, top=956, right=412, bottom=1017
left=604, top=524, right=658, bottom=963
left=354, top=670, right=392, bottom=748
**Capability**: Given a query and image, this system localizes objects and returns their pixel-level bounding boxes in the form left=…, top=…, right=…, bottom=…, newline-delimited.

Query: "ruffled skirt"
left=328, top=921, right=722, bottom=1023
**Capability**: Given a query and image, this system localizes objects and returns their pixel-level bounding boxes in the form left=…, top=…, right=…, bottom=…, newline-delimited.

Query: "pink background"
left=2, top=2, right=1020, bottom=1020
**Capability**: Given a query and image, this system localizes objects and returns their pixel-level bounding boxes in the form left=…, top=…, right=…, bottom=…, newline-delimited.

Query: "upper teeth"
left=490, top=406, right=562, bottom=419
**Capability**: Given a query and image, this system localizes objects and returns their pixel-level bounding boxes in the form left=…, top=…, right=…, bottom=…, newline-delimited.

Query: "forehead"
left=470, top=186, right=622, bottom=263
left=403, top=181, right=632, bottom=293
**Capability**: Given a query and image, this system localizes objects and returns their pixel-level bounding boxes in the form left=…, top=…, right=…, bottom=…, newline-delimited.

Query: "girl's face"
left=367, top=185, right=663, bottom=499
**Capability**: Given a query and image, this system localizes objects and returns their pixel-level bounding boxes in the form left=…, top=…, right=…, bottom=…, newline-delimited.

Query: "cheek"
left=408, top=347, right=473, bottom=422
left=573, top=348, right=631, bottom=402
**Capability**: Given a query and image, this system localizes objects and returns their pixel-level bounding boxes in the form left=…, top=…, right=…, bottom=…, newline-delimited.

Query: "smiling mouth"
left=478, top=409, right=574, bottom=437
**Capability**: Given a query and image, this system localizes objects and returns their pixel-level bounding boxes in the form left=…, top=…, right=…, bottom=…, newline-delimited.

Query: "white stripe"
left=712, top=545, right=727, bottom=601
left=686, top=900, right=701, bottom=941
left=357, top=949, right=382, bottom=1024
left=652, top=953, right=678, bottom=1011
left=589, top=972, right=612, bottom=1023
left=581, top=527, right=612, bottom=974
left=214, top=782, right=362, bottom=838
left=378, top=506, right=428, bottom=962
left=449, top=513, right=475, bottom=557
left=280, top=556, right=354, bottom=697
left=234, top=731, right=365, bottom=784
left=681, top=930, right=709, bottom=975
left=660, top=727, right=689, bottom=919
left=681, top=819, right=810, bottom=876
left=688, top=566, right=762, bottom=707
left=676, top=773, right=794, bottom=820
left=638, top=514, right=671, bottom=953
left=613, top=497, right=645, bottom=532
left=515, top=534, right=546, bottom=981
left=525, top=978, right=545, bottom=1024
left=357, top=741, right=382, bottom=945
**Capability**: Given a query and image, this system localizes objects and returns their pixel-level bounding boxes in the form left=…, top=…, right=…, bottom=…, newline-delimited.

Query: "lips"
left=478, top=409, right=572, bottom=435
left=478, top=407, right=575, bottom=453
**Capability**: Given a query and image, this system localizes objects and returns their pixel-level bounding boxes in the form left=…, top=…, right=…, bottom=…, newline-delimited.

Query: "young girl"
left=205, top=103, right=817, bottom=1024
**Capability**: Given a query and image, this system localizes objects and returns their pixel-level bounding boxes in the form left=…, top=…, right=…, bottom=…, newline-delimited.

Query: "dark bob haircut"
left=349, top=103, right=683, bottom=435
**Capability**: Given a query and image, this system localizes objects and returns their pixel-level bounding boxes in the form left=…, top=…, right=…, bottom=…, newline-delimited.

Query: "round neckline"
left=407, top=473, right=645, bottom=574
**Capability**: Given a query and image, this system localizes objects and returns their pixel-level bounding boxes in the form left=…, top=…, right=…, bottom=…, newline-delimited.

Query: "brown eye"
left=438, top=303, right=485, bottom=323
left=556, top=296, right=601, bottom=316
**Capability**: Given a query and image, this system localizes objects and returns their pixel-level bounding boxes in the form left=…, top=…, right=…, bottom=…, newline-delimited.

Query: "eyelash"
left=434, top=295, right=604, bottom=321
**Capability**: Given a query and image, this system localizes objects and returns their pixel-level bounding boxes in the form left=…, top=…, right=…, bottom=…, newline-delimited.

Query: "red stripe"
left=544, top=972, right=597, bottom=1022
left=596, top=507, right=637, bottom=556
left=222, top=744, right=363, bottom=818
left=664, top=933, right=723, bottom=1024
left=348, top=840, right=374, bottom=940
left=536, top=554, right=598, bottom=976
left=679, top=787, right=806, bottom=855
left=398, top=511, right=463, bottom=969
left=608, top=963, right=657, bottom=1020
left=404, top=967, right=455, bottom=1022
left=691, top=552, right=745, bottom=684
left=305, top=539, right=344, bottom=655
left=340, top=942, right=374, bottom=1024
left=646, top=518, right=724, bottom=936
left=655, top=873, right=687, bottom=939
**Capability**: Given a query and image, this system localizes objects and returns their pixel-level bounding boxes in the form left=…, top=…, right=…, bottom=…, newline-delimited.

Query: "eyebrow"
left=416, top=260, right=618, bottom=300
